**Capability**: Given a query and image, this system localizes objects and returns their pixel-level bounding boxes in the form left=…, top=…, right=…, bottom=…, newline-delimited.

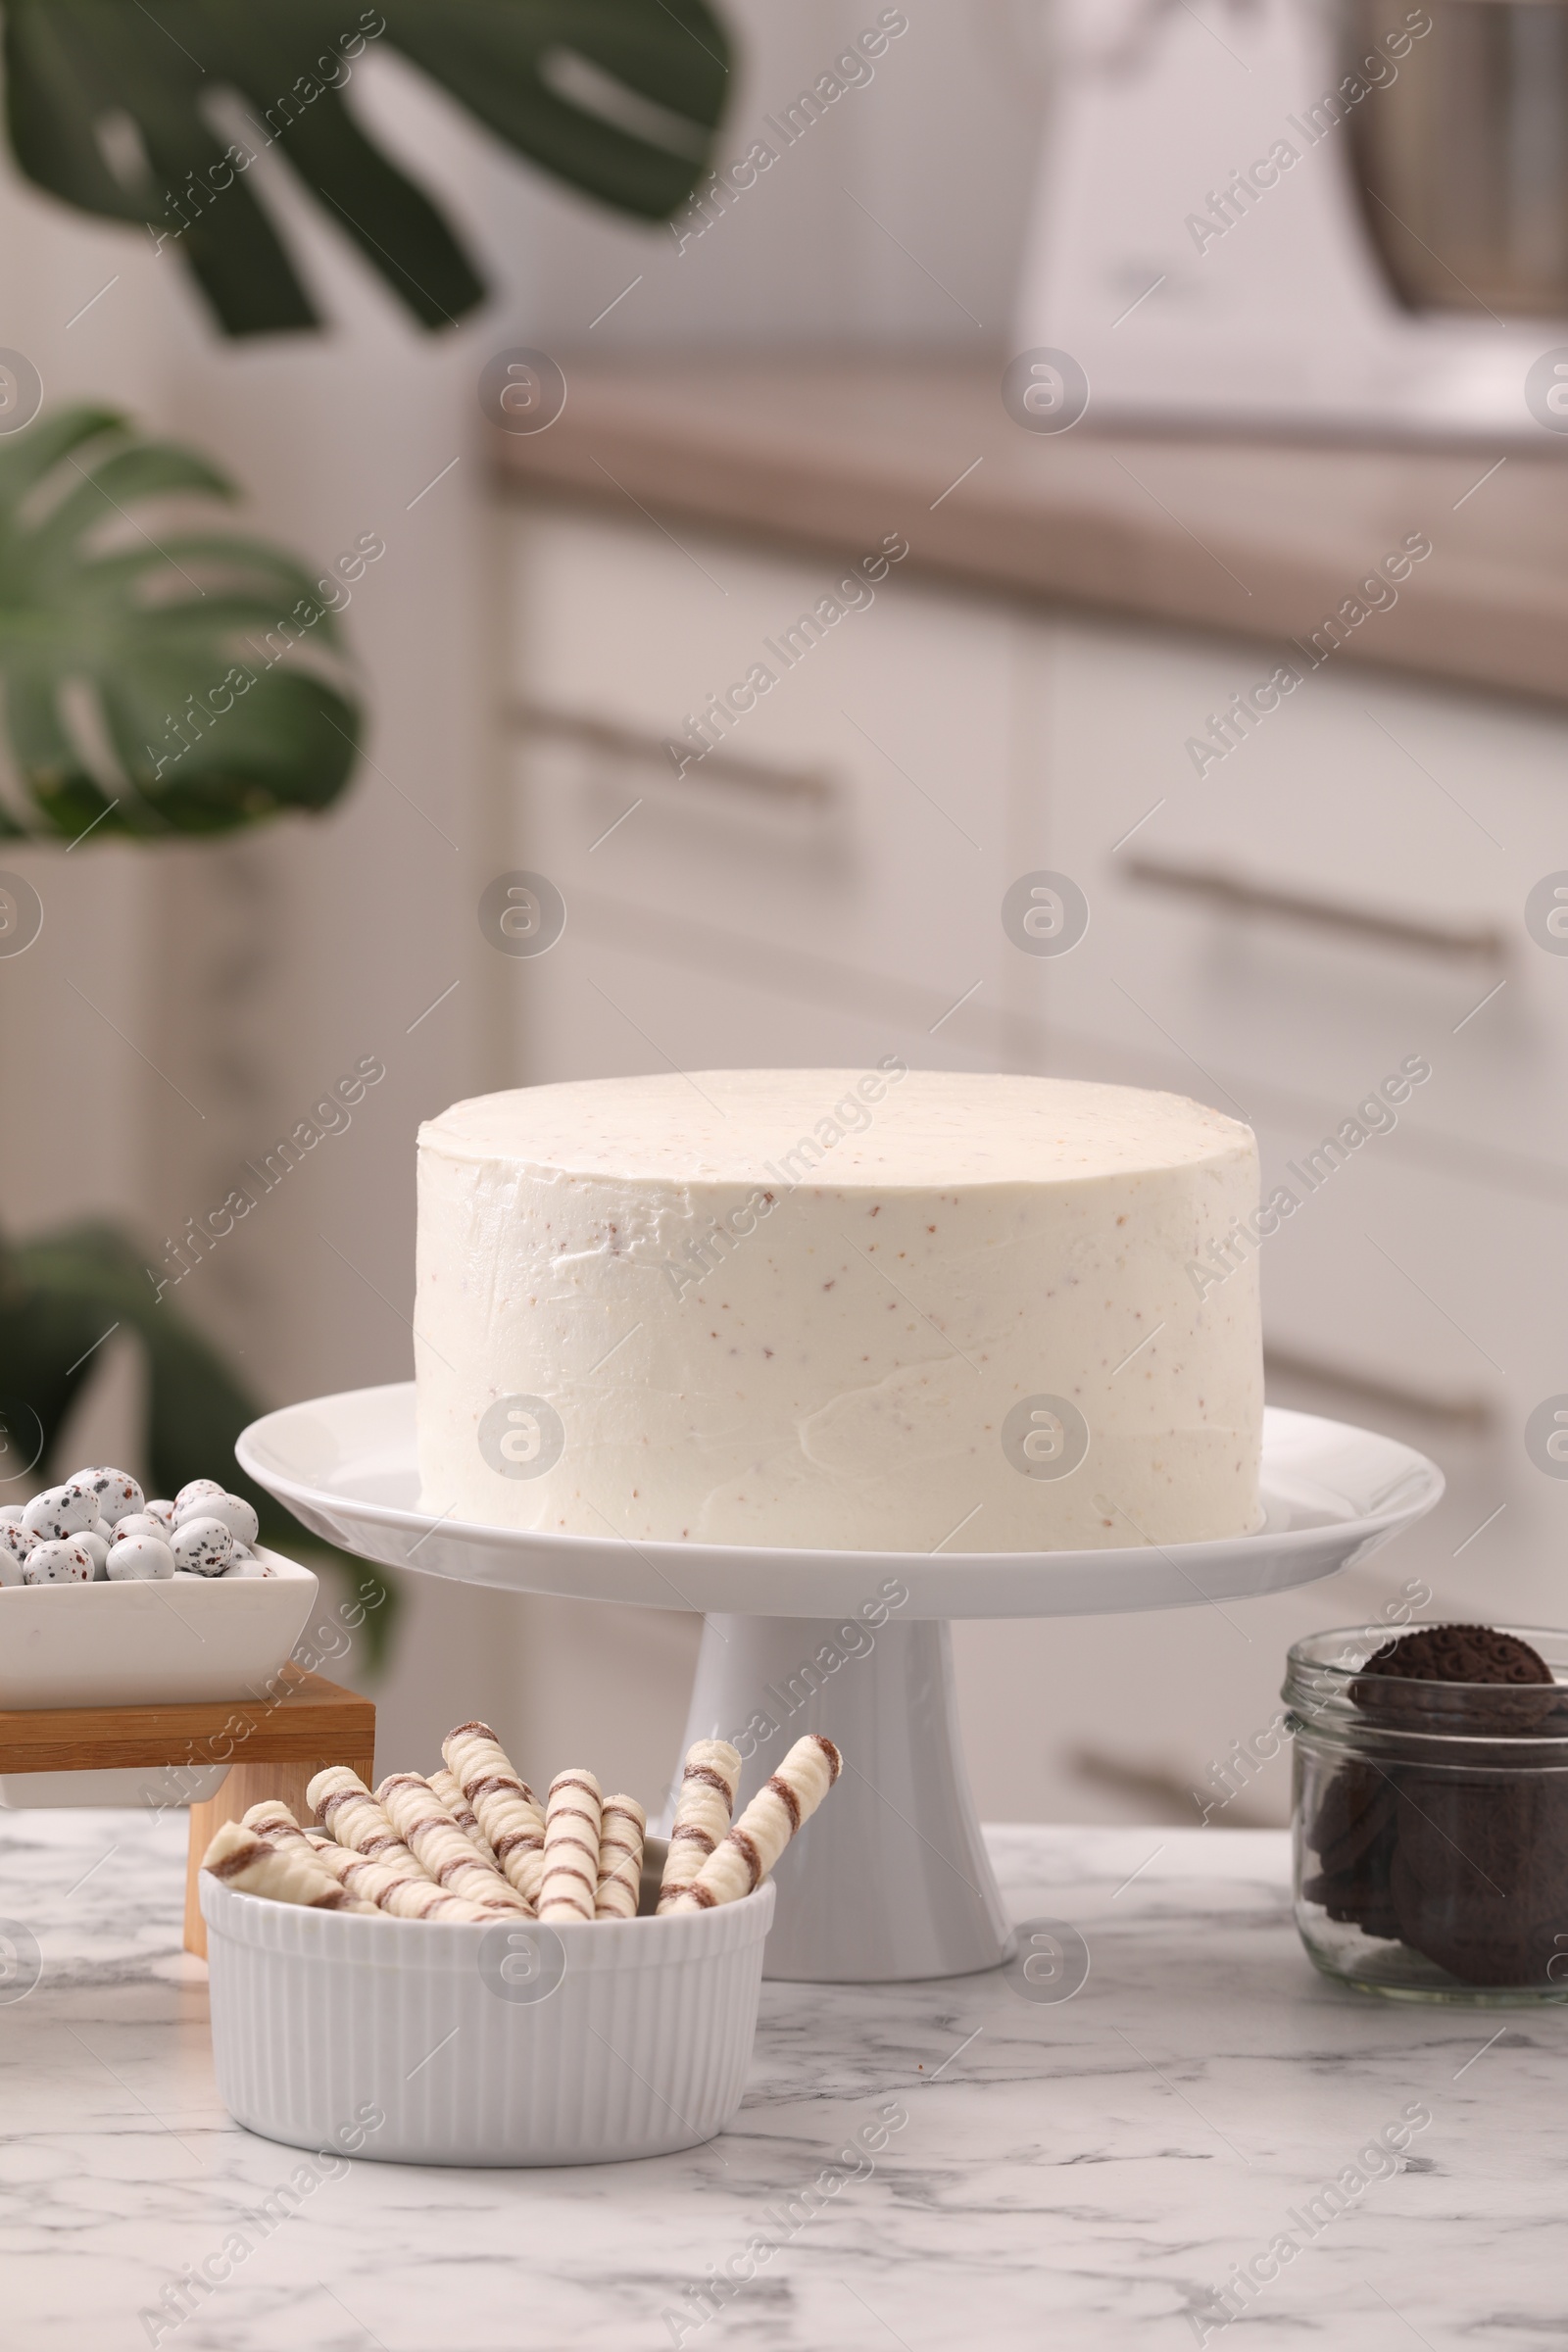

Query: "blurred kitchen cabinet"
left=1005, top=609, right=1568, bottom=1448
left=1010, top=616, right=1568, bottom=1170
left=496, top=506, right=1018, bottom=1046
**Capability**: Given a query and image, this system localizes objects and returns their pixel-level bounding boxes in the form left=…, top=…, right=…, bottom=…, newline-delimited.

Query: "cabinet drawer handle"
left=1125, top=854, right=1507, bottom=966
left=1265, top=1345, right=1494, bottom=1433
left=512, top=702, right=836, bottom=808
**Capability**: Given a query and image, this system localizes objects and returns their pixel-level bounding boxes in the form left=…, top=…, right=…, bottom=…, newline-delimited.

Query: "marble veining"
left=0, top=1809, right=1562, bottom=2350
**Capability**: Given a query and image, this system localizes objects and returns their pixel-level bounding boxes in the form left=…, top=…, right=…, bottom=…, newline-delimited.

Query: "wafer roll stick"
left=538, top=1769, right=603, bottom=1922
left=429, top=1766, right=499, bottom=1867
left=595, top=1794, right=647, bottom=1921
left=441, top=1721, right=548, bottom=1908
left=657, top=1740, right=742, bottom=1913
left=307, top=1765, right=436, bottom=1883
left=670, top=1735, right=842, bottom=1912
left=378, top=1773, right=529, bottom=1914
left=244, top=1799, right=328, bottom=1861
left=202, top=1818, right=371, bottom=1912
left=304, top=1829, right=496, bottom=1922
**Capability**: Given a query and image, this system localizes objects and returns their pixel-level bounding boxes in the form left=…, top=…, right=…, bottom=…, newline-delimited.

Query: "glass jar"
left=1285, top=1626, right=1568, bottom=2004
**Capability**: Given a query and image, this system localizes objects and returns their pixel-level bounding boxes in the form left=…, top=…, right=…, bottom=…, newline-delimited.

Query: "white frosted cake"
left=415, top=1067, right=1263, bottom=1553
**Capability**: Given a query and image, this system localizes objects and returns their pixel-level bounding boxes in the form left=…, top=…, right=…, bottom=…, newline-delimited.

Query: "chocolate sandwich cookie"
left=1391, top=1768, right=1568, bottom=1981
left=1303, top=1873, right=1399, bottom=1939
left=1353, top=1624, right=1557, bottom=1732
left=1309, top=1757, right=1398, bottom=1876
left=1348, top=1626, right=1568, bottom=1986
left=1302, top=1846, right=1400, bottom=1939
left=1394, top=1770, right=1568, bottom=1901
left=1301, top=1757, right=1400, bottom=1937
left=1390, top=1842, right=1568, bottom=1987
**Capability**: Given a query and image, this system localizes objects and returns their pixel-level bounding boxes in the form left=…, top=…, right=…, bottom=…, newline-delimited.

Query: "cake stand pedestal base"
left=674, top=1613, right=1012, bottom=1984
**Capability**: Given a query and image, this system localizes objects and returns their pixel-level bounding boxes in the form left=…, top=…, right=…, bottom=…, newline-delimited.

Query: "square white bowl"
left=0, top=1544, right=318, bottom=1712
left=0, top=1548, right=319, bottom=1807
left=201, top=1871, right=777, bottom=2166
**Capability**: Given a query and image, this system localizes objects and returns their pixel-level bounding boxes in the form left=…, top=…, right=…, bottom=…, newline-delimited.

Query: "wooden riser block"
left=0, top=1666, right=374, bottom=1963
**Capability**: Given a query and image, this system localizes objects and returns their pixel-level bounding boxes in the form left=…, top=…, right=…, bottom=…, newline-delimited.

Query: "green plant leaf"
left=0, top=404, right=361, bottom=839
left=0, top=1218, right=400, bottom=1673
left=2, top=0, right=731, bottom=336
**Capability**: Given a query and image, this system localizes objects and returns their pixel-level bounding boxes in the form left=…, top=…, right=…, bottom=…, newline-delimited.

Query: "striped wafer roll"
left=378, top=1773, right=529, bottom=1914
left=441, top=1721, right=548, bottom=1908
left=657, top=1739, right=742, bottom=1913
left=595, top=1793, right=647, bottom=1921
left=303, top=1829, right=496, bottom=1922
left=244, top=1798, right=327, bottom=1860
left=670, top=1735, right=842, bottom=1912
left=538, top=1768, right=603, bottom=1922
left=429, top=1766, right=499, bottom=1866
left=307, top=1766, right=434, bottom=1883
left=202, top=1818, right=371, bottom=1912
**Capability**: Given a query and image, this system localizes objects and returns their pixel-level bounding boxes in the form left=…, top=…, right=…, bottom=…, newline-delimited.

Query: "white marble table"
left=2, top=1809, right=1561, bottom=2351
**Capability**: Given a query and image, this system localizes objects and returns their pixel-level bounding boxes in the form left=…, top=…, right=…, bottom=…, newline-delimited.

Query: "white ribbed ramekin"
left=201, top=1875, right=775, bottom=2166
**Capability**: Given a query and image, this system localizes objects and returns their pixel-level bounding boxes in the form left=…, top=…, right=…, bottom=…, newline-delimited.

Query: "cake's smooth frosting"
left=415, top=1067, right=1263, bottom=1552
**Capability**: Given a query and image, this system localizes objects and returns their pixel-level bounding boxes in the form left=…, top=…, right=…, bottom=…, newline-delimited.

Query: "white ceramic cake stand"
left=238, top=1388, right=1441, bottom=1985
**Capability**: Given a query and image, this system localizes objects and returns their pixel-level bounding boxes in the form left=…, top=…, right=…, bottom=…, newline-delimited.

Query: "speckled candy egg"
left=105, top=1533, right=175, bottom=1581
left=69, top=1467, right=145, bottom=1528
left=142, top=1499, right=176, bottom=1536
left=175, top=1491, right=259, bottom=1548
left=0, top=1524, right=33, bottom=1586
left=0, top=1504, right=24, bottom=1526
left=77, top=1528, right=111, bottom=1580
left=112, top=1513, right=172, bottom=1549
left=224, top=1555, right=274, bottom=1579
left=24, top=1539, right=94, bottom=1584
left=173, top=1478, right=225, bottom=1515
left=22, top=1484, right=97, bottom=1541
left=171, top=1516, right=234, bottom=1576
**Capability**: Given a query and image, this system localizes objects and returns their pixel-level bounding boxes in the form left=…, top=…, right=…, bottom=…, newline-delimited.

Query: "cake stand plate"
left=239, top=1389, right=1441, bottom=1984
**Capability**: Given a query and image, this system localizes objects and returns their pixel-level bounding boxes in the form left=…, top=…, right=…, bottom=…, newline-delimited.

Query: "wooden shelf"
left=0, top=1663, right=373, bottom=1774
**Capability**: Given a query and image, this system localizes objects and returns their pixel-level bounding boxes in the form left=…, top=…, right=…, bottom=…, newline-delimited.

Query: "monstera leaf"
left=0, top=404, right=361, bottom=839
left=0, top=1218, right=399, bottom=1671
left=3, top=0, right=730, bottom=335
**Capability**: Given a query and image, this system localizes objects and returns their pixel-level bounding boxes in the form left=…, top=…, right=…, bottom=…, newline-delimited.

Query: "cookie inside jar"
left=1288, top=1625, right=1568, bottom=2001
